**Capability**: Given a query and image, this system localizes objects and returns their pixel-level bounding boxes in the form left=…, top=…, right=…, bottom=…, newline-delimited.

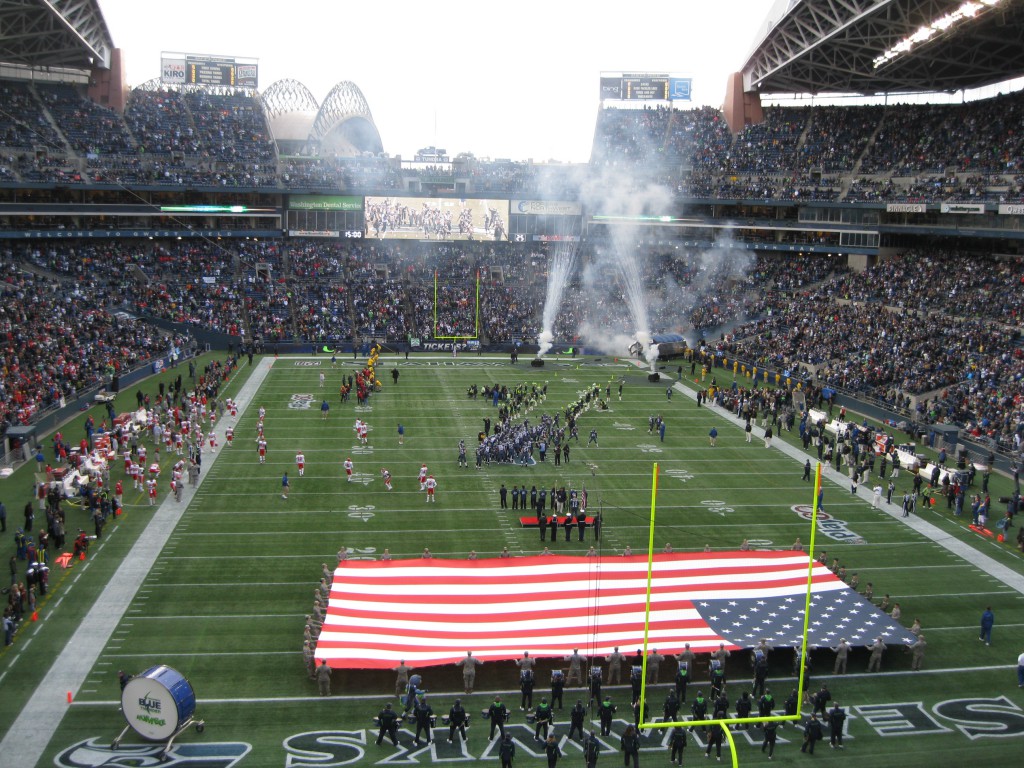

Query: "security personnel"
left=568, top=699, right=587, bottom=741
left=598, top=696, right=617, bottom=736
left=538, top=509, right=548, bottom=541
left=488, top=696, right=508, bottom=740
left=376, top=702, right=399, bottom=746
left=413, top=695, right=434, bottom=746
left=828, top=702, right=847, bottom=749
left=447, top=698, right=468, bottom=744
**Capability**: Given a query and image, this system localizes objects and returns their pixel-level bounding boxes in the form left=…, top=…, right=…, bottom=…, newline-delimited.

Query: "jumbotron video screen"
left=364, top=196, right=508, bottom=241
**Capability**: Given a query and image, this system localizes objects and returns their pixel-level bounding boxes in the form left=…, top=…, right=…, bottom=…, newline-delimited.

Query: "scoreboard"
left=624, top=74, right=669, bottom=100
left=161, top=53, right=258, bottom=88
left=600, top=72, right=692, bottom=102
left=508, top=200, right=582, bottom=243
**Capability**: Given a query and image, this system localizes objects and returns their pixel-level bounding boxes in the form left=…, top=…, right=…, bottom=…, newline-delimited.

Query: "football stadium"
left=2, top=2, right=1024, bottom=767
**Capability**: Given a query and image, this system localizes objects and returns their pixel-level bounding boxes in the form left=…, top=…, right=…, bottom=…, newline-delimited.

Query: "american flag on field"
left=316, top=552, right=915, bottom=669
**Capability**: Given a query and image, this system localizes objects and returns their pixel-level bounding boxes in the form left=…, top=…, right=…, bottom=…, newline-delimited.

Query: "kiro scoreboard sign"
left=161, top=52, right=259, bottom=88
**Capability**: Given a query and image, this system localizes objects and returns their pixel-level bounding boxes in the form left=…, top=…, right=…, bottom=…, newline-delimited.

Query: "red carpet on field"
left=315, top=552, right=915, bottom=669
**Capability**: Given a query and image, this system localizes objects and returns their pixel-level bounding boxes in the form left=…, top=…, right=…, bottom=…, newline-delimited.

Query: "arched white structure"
left=262, top=78, right=320, bottom=147
left=309, top=80, right=383, bottom=155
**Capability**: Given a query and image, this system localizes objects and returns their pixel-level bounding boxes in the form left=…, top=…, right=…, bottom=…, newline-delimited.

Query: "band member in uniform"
left=376, top=702, right=399, bottom=746
left=447, top=698, right=468, bottom=744
left=499, top=733, right=516, bottom=768
left=413, top=694, right=433, bottom=746
left=568, top=699, right=587, bottom=741
left=489, top=696, right=508, bottom=740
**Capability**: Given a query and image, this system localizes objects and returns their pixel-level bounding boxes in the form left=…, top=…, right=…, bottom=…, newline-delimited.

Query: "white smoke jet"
left=576, top=324, right=639, bottom=359
left=644, top=342, right=660, bottom=373
left=537, top=220, right=581, bottom=358
left=576, top=162, right=673, bottom=352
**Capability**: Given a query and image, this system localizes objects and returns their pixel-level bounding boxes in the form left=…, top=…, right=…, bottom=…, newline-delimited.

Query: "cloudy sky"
left=98, top=0, right=776, bottom=163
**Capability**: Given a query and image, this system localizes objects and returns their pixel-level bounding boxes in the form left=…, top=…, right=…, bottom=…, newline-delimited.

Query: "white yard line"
left=62, top=661, right=1021, bottom=709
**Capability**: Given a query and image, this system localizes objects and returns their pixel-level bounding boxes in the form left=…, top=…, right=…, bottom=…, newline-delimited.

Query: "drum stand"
left=111, top=716, right=205, bottom=761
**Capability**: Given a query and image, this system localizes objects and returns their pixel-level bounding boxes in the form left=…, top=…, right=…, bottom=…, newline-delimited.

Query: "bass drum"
left=120, top=665, right=197, bottom=741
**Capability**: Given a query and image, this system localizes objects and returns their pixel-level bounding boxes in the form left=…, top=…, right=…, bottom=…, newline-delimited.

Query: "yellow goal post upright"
left=636, top=462, right=824, bottom=768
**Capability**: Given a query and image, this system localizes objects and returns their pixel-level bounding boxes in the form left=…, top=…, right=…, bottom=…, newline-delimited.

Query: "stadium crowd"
left=0, top=250, right=183, bottom=434
left=1, top=76, right=1024, bottom=457
left=3, top=230, right=1023, bottom=456
left=3, top=77, right=1024, bottom=199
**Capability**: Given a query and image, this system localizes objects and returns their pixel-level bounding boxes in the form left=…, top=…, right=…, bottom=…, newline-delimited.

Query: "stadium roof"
left=0, top=0, right=114, bottom=70
left=742, top=0, right=1024, bottom=96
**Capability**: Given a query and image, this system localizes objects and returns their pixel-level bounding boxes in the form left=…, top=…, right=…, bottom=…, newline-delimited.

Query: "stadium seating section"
left=0, top=79, right=1023, bottom=458
left=0, top=79, right=1021, bottom=197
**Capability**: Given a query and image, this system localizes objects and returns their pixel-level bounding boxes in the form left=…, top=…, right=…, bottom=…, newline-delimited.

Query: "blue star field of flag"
left=697, top=586, right=917, bottom=649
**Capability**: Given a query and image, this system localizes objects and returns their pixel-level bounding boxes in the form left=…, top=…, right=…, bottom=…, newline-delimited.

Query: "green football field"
left=2, top=352, right=1023, bottom=768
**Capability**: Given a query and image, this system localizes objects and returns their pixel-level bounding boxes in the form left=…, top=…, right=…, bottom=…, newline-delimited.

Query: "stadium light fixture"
left=873, top=0, right=1003, bottom=69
